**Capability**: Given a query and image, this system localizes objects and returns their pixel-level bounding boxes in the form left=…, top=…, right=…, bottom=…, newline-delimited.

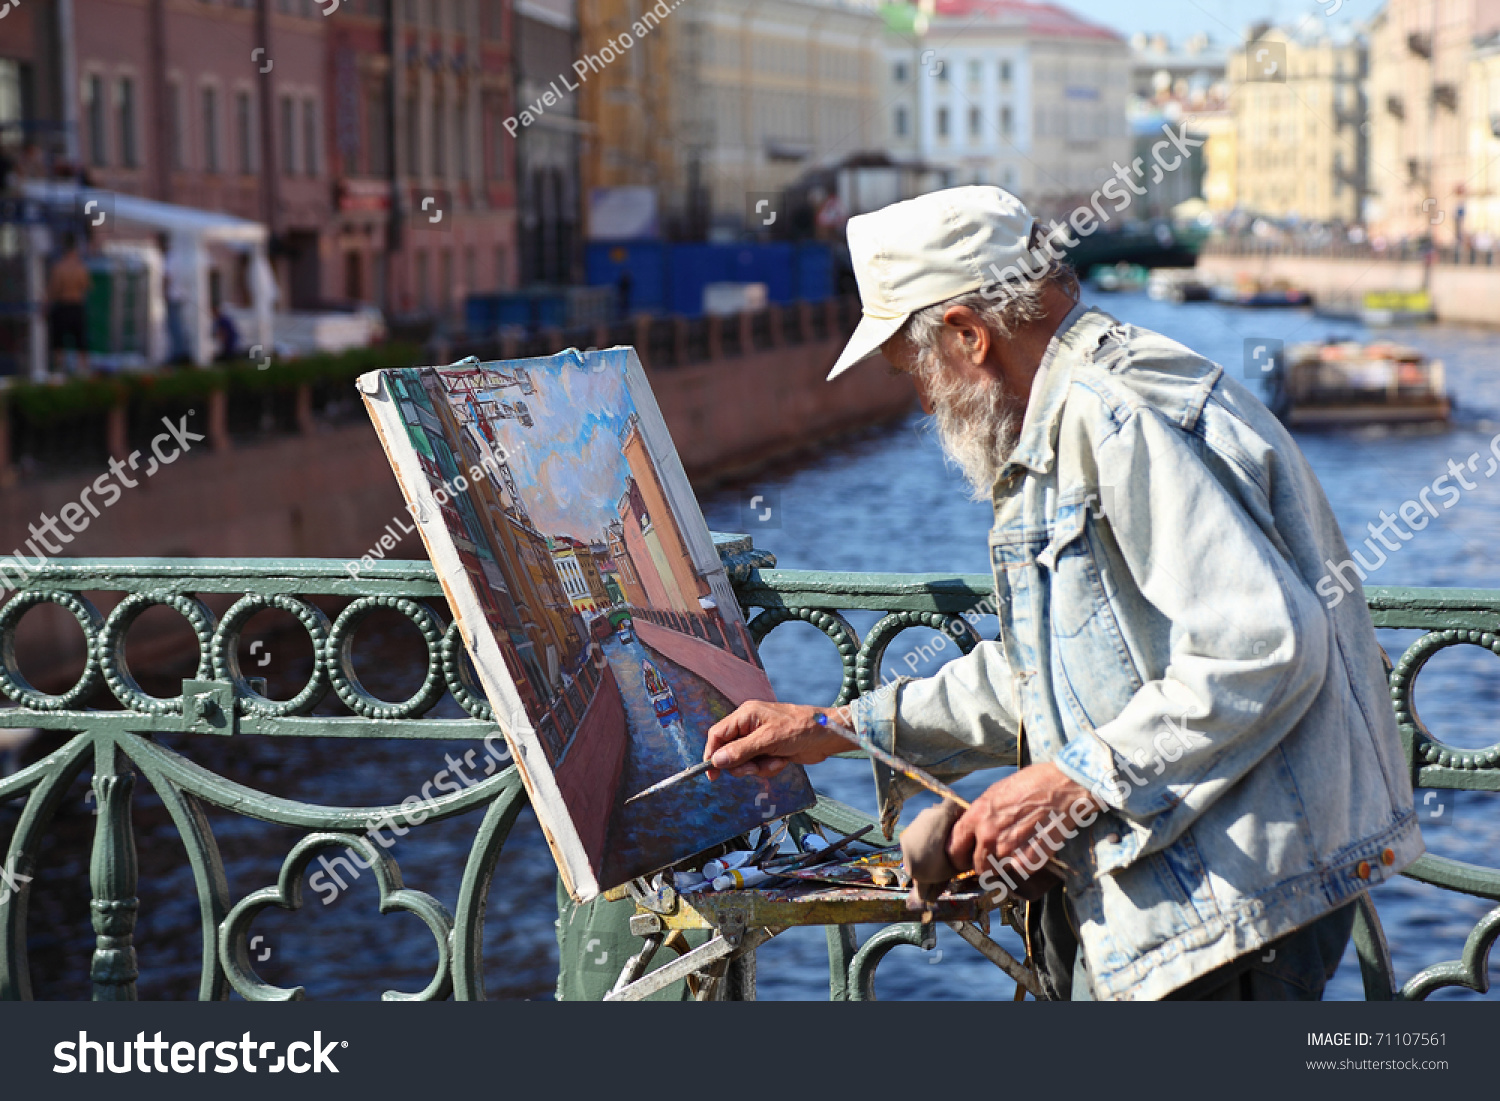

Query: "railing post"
left=0, top=392, right=14, bottom=489
left=708, top=315, right=723, bottom=361
left=634, top=316, right=653, bottom=367
left=106, top=396, right=128, bottom=460
left=89, top=742, right=139, bottom=1001
left=768, top=306, right=784, bottom=347
left=296, top=383, right=315, bottom=436
left=208, top=388, right=231, bottom=453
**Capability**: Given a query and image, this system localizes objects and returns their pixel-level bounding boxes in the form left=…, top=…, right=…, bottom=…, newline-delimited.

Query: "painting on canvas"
left=359, top=348, right=815, bottom=899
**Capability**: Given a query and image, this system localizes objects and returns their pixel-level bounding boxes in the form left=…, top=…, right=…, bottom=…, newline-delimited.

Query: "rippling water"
left=10, top=289, right=1500, bottom=1000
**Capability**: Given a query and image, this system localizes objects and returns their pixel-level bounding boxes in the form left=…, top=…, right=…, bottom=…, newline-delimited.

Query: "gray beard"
left=924, top=370, right=1021, bottom=500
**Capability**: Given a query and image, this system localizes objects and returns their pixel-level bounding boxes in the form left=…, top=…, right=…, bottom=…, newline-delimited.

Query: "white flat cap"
left=828, top=185, right=1036, bottom=380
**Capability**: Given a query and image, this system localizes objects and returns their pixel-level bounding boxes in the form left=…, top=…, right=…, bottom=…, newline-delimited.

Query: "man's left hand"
left=947, top=762, right=1100, bottom=884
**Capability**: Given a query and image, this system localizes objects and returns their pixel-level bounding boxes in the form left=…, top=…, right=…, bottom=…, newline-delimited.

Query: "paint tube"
left=800, top=834, right=830, bottom=853
left=712, top=867, right=772, bottom=891
left=702, top=850, right=755, bottom=879
left=673, top=870, right=708, bottom=891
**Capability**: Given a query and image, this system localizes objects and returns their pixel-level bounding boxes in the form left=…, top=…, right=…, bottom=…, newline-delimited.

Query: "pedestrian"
left=46, top=234, right=92, bottom=377
left=703, top=186, right=1421, bottom=1001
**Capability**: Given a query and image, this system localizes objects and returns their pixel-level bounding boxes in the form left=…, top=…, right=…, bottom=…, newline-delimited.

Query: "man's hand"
left=947, top=762, right=1099, bottom=885
left=704, top=701, right=854, bottom=780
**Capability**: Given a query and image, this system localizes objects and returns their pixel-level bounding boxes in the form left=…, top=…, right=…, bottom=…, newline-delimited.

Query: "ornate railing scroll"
left=2, top=539, right=1499, bottom=1000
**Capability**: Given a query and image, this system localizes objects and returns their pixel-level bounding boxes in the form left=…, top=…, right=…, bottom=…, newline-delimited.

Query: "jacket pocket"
left=1037, top=503, right=1106, bottom=639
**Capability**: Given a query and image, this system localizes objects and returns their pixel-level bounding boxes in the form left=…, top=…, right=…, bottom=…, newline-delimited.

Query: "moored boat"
left=1266, top=340, right=1450, bottom=428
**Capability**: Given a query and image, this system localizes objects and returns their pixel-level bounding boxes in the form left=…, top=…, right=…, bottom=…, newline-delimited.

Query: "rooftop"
left=926, top=0, right=1124, bottom=41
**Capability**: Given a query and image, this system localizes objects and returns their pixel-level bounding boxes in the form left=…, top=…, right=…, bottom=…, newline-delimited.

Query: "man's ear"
left=942, top=304, right=991, bottom=366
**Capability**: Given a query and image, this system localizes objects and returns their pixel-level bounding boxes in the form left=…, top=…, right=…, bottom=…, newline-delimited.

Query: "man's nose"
left=913, top=377, right=935, bottom=415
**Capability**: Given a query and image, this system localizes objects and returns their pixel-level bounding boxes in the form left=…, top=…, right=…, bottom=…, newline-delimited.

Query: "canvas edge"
left=356, top=367, right=601, bottom=903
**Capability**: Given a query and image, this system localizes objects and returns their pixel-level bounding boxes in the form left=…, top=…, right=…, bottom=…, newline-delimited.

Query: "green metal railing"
left=1, top=539, right=1497, bottom=1000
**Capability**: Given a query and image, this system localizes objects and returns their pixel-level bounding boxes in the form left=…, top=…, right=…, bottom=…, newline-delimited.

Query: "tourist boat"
left=1360, top=289, right=1436, bottom=327
left=641, top=659, right=681, bottom=727
left=1214, top=277, right=1312, bottom=308
left=1147, top=269, right=1214, bottom=302
left=1090, top=262, right=1149, bottom=293
left=1265, top=340, right=1450, bottom=428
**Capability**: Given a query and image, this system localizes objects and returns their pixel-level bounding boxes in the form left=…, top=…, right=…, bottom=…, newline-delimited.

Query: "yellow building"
left=1368, top=0, right=1500, bottom=243
left=1464, top=32, right=1500, bottom=241
left=1195, top=109, right=1237, bottom=211
left=1228, top=27, right=1367, bottom=224
left=578, top=0, right=886, bottom=235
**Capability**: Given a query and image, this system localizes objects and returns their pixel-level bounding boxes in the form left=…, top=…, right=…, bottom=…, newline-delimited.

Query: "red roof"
left=931, top=0, right=1123, bottom=41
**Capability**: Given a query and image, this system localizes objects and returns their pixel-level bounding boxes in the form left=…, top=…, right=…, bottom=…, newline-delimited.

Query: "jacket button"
left=1381, top=848, right=1396, bottom=866
left=1356, top=861, right=1371, bottom=879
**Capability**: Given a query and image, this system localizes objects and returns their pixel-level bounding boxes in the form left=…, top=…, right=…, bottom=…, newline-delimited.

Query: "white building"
left=885, top=0, right=1132, bottom=219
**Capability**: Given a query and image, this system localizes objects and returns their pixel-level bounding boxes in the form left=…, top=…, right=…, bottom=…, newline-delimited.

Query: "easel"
left=603, top=874, right=1040, bottom=1001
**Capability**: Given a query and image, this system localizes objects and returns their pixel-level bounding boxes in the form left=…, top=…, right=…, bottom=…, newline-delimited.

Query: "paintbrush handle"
left=817, top=713, right=971, bottom=810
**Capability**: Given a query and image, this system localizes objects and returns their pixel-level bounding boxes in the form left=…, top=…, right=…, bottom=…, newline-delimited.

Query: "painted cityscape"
left=362, top=348, right=814, bottom=897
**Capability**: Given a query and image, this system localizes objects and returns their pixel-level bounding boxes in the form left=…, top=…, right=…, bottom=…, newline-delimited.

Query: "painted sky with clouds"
left=483, top=350, right=638, bottom=545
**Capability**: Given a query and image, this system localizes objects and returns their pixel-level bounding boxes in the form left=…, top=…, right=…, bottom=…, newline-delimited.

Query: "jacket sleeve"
left=1050, top=404, right=1331, bottom=875
left=848, top=641, right=1020, bottom=836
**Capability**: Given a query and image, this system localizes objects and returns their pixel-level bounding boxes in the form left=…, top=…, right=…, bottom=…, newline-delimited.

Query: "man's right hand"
left=703, top=701, right=855, bottom=780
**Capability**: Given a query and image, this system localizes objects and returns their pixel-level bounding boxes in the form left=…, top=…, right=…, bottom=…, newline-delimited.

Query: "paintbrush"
left=623, top=758, right=713, bottom=805
left=817, top=712, right=1072, bottom=875
left=815, top=713, right=971, bottom=809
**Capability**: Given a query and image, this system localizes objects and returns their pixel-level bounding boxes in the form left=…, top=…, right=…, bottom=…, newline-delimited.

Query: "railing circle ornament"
left=97, top=592, right=215, bottom=714
left=1390, top=628, right=1500, bottom=770
left=326, top=597, right=446, bottom=719
left=211, top=594, right=331, bottom=717
left=746, top=607, right=861, bottom=706
left=856, top=611, right=982, bottom=697
left=0, top=590, right=105, bottom=709
left=442, top=621, right=494, bottom=721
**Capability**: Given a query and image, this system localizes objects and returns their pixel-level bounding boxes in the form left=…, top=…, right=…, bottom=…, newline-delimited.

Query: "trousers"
left=1030, top=886, right=1358, bottom=1001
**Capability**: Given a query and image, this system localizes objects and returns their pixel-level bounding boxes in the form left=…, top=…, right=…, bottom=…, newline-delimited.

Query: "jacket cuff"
left=848, top=679, right=918, bottom=839
left=1053, top=734, right=1145, bottom=875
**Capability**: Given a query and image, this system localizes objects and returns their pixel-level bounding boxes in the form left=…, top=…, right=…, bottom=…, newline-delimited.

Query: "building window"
left=236, top=90, right=255, bottom=174
left=893, top=60, right=908, bottom=84
left=1001, top=104, right=1013, bottom=137
left=366, top=85, right=390, bottom=175
left=167, top=81, right=185, bottom=169
left=969, top=106, right=982, bottom=138
left=415, top=249, right=429, bottom=310
left=456, top=102, right=469, bottom=180
left=967, top=60, right=981, bottom=86
left=431, top=97, right=445, bottom=177
left=405, top=95, right=420, bottom=176
left=280, top=95, right=297, bottom=175
left=440, top=248, right=453, bottom=315
left=936, top=61, right=948, bottom=83
left=936, top=106, right=949, bottom=139
left=1000, top=60, right=1012, bottom=83
left=202, top=86, right=220, bottom=173
left=117, top=77, right=137, bottom=167
left=85, top=74, right=106, bottom=166
left=303, top=98, right=319, bottom=176
left=894, top=104, right=908, bottom=138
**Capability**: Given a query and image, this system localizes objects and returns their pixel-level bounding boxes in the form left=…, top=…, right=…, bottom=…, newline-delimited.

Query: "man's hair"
left=902, top=256, right=1078, bottom=378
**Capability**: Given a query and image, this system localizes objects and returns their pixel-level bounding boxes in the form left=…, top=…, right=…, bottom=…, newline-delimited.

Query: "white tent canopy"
left=23, top=180, right=275, bottom=367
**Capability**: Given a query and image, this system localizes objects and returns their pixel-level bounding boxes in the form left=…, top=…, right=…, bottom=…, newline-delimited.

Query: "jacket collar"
left=993, top=304, right=1117, bottom=495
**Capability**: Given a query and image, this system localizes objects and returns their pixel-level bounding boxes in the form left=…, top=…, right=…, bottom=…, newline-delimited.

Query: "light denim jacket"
left=850, top=306, right=1423, bottom=1001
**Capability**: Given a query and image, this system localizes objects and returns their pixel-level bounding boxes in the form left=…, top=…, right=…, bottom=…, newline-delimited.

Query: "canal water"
left=11, top=288, right=1500, bottom=1000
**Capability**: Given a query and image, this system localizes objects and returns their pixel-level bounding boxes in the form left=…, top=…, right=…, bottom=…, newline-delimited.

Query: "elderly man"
left=704, top=186, right=1421, bottom=1001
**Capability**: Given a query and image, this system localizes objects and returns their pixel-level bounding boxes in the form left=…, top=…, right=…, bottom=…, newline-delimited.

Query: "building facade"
left=1228, top=25, right=1367, bottom=225
left=4, top=0, right=520, bottom=320
left=1368, top=0, right=1500, bottom=244
left=885, top=0, right=1131, bottom=221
